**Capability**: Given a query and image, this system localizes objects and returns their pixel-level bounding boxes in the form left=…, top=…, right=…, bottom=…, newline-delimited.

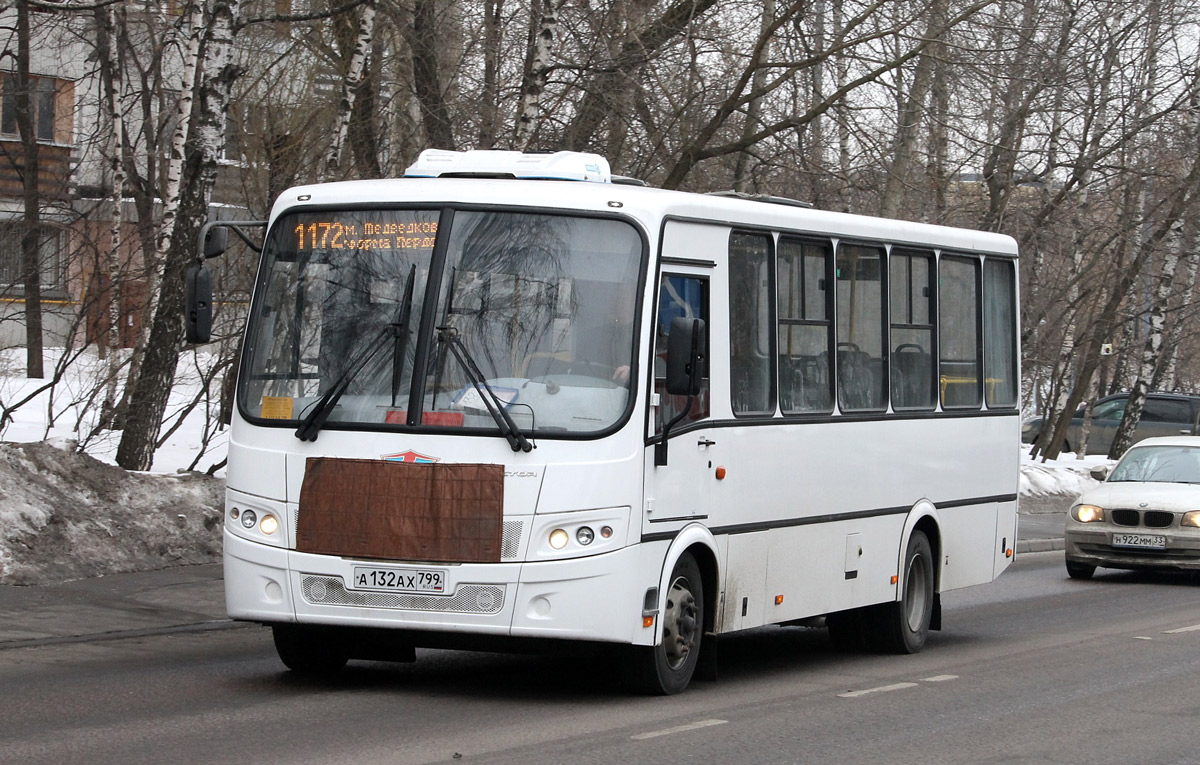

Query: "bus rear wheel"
left=625, top=553, right=704, bottom=695
left=874, top=530, right=934, bottom=654
left=272, top=624, right=349, bottom=675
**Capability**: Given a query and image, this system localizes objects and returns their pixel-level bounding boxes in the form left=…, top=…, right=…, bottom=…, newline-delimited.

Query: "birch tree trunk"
left=321, top=0, right=377, bottom=179
left=1110, top=219, right=1185, bottom=459
left=514, top=0, right=563, bottom=151
left=94, top=3, right=126, bottom=424
left=117, top=0, right=243, bottom=471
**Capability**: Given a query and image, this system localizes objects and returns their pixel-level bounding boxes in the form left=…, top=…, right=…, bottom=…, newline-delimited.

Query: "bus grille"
left=290, top=514, right=524, bottom=561
left=301, top=575, right=505, bottom=614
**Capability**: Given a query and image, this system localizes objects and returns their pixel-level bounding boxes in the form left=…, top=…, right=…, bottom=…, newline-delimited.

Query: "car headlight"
left=1183, top=511, right=1200, bottom=528
left=1071, top=504, right=1104, bottom=523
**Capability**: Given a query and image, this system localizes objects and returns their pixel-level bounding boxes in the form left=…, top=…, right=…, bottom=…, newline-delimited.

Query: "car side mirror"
left=665, top=317, right=705, bottom=396
left=1089, top=465, right=1110, bottom=481
left=203, top=225, right=229, bottom=258
left=185, top=264, right=213, bottom=344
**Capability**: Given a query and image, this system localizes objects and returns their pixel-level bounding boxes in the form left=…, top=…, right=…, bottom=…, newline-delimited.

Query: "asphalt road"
left=2, top=551, right=1199, bottom=765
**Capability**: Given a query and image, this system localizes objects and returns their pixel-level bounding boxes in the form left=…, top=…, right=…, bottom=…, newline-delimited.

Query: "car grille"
left=1111, top=509, right=1140, bottom=526
left=1109, top=509, right=1176, bottom=528
left=1145, top=511, right=1175, bottom=528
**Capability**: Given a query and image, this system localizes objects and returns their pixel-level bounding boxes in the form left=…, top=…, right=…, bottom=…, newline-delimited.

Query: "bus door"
left=644, top=271, right=718, bottom=529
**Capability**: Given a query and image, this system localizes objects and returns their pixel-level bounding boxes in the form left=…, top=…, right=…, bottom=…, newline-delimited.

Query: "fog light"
left=1071, top=504, right=1104, bottom=523
left=230, top=507, right=240, bottom=520
left=577, top=526, right=595, bottom=545
left=241, top=509, right=258, bottom=529
left=549, top=528, right=569, bottom=549
left=260, top=514, right=279, bottom=535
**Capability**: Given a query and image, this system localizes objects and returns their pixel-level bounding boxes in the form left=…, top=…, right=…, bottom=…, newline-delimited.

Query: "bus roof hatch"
left=404, top=149, right=612, bottom=184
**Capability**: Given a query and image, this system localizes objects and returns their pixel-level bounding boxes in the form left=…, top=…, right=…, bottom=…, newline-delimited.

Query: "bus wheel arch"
left=625, top=529, right=719, bottom=695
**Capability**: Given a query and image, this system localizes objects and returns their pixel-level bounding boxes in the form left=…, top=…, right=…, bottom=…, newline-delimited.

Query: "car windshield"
left=239, top=208, right=644, bottom=437
left=1109, top=445, right=1200, bottom=484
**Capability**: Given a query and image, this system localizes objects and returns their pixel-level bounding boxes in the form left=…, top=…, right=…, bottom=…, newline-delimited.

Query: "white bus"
left=189, top=149, right=1020, bottom=695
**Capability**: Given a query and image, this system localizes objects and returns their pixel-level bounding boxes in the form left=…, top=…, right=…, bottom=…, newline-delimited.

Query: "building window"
left=0, top=223, right=67, bottom=294
left=0, top=73, right=68, bottom=144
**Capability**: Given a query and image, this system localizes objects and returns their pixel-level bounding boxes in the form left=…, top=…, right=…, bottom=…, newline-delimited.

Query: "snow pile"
left=0, top=440, right=223, bottom=584
left=1019, top=450, right=1109, bottom=497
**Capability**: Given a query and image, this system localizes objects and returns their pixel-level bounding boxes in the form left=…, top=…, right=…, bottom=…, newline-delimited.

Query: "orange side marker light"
left=775, top=595, right=784, bottom=605
left=643, top=615, right=655, bottom=628
left=890, top=575, right=899, bottom=585
left=715, top=466, right=727, bottom=480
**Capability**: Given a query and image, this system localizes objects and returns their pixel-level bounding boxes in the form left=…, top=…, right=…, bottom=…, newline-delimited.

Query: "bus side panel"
left=937, top=501, right=999, bottom=591
left=720, top=532, right=768, bottom=632
left=994, top=497, right=1018, bottom=577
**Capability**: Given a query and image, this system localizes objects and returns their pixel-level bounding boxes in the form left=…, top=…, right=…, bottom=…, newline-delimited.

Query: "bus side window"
left=778, top=237, right=833, bottom=414
left=983, top=258, right=1018, bottom=408
left=836, top=244, right=886, bottom=412
left=655, top=275, right=709, bottom=433
left=889, top=248, right=936, bottom=410
left=729, top=232, right=773, bottom=416
left=939, top=255, right=982, bottom=409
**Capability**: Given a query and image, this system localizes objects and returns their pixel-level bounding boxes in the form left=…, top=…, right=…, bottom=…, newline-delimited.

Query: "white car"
left=1065, top=436, right=1200, bottom=579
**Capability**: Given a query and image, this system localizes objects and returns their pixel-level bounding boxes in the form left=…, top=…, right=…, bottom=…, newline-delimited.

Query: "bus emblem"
left=382, top=450, right=439, bottom=464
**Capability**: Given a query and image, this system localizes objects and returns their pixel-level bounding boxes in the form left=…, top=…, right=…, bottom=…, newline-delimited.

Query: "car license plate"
left=1111, top=533, right=1166, bottom=550
left=351, top=566, right=446, bottom=594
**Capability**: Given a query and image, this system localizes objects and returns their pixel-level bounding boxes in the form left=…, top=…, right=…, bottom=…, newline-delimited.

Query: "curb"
left=1016, top=538, right=1064, bottom=554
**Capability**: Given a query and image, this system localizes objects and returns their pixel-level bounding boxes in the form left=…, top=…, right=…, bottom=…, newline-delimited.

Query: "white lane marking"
left=1134, top=636, right=1154, bottom=641
left=922, top=674, right=958, bottom=682
left=838, top=682, right=918, bottom=698
left=631, top=719, right=728, bottom=740
left=1163, top=623, right=1200, bottom=634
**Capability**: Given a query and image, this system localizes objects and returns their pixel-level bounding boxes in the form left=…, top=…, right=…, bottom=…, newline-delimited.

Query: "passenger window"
left=889, top=249, right=935, bottom=410
left=836, top=244, right=886, bottom=411
left=778, top=238, right=833, bottom=414
left=1092, top=398, right=1126, bottom=420
left=983, top=259, right=1018, bottom=408
left=654, top=275, right=709, bottom=434
left=939, top=255, right=981, bottom=409
left=1143, top=399, right=1191, bottom=423
left=729, top=232, right=774, bottom=416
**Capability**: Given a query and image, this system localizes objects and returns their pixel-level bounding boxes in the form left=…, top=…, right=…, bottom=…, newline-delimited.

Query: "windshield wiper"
left=295, top=266, right=417, bottom=442
left=435, top=326, right=533, bottom=453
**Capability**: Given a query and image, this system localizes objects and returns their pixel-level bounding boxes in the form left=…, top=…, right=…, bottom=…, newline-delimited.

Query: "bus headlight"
left=549, top=529, right=569, bottom=549
left=240, top=509, right=258, bottom=529
left=576, top=526, right=595, bottom=545
left=1071, top=504, right=1104, bottom=523
left=260, top=514, right=279, bottom=535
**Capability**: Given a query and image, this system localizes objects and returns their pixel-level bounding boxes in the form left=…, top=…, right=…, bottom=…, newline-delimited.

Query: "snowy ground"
left=0, top=348, right=1098, bottom=584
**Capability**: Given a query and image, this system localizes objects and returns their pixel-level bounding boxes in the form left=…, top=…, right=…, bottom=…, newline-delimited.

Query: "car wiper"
left=295, top=266, right=417, bottom=442
left=435, top=326, right=533, bottom=453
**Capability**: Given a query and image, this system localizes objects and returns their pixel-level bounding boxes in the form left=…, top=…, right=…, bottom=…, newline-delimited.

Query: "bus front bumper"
left=224, top=530, right=660, bottom=646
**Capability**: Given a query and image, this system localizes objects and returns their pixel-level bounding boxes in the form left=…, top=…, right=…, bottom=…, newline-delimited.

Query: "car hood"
left=1076, top=481, right=1200, bottom=512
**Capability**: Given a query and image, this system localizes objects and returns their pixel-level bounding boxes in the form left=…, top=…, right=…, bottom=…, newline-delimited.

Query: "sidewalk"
left=0, top=497, right=1071, bottom=649
left=0, top=563, right=233, bottom=649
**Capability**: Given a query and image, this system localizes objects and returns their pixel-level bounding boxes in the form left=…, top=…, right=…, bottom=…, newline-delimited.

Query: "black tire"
left=874, top=530, right=934, bottom=654
left=272, top=624, right=349, bottom=675
left=625, top=553, right=704, bottom=695
left=1066, top=560, right=1096, bottom=580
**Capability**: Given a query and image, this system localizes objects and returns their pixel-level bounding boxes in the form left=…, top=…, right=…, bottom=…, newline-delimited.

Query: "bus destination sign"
left=292, top=218, right=438, bottom=252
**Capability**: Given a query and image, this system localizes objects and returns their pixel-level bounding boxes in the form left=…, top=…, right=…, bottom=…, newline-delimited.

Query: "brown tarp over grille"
left=296, top=458, right=504, bottom=563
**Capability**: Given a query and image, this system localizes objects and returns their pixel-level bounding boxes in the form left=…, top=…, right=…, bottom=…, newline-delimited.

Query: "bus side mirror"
left=203, top=225, right=229, bottom=258
left=666, top=317, right=705, bottom=395
left=186, top=264, right=213, bottom=344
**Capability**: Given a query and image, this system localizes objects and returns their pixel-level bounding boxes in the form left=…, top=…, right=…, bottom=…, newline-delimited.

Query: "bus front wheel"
left=875, top=530, right=934, bottom=654
left=625, top=553, right=704, bottom=695
left=272, top=624, right=349, bottom=675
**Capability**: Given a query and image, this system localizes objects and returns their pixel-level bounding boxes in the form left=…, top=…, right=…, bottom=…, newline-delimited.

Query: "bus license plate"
left=1111, top=533, right=1166, bottom=550
left=351, top=567, right=446, bottom=594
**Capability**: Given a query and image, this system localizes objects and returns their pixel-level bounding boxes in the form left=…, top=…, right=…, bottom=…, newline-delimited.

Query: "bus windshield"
left=239, top=208, right=644, bottom=437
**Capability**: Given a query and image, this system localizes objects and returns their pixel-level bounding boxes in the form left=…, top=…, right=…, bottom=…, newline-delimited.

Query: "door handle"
left=698, top=438, right=716, bottom=447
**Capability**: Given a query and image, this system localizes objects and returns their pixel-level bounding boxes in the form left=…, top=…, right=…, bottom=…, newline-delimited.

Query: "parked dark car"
left=1021, top=392, right=1200, bottom=455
